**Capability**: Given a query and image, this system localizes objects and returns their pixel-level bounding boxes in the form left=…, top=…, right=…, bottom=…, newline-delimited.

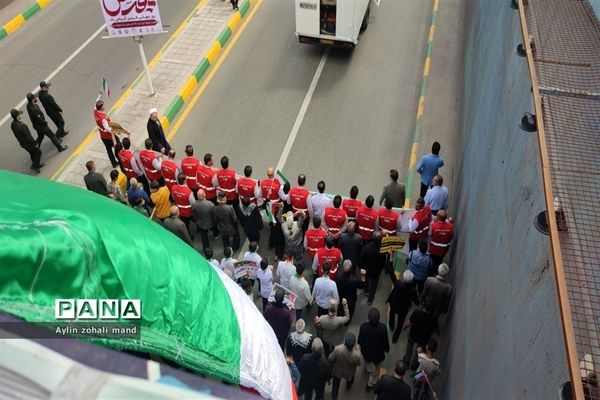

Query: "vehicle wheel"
left=361, top=5, right=370, bottom=31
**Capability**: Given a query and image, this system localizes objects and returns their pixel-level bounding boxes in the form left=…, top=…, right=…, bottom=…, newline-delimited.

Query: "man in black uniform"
left=10, top=109, right=44, bottom=172
left=25, top=92, right=68, bottom=152
left=38, top=81, right=68, bottom=138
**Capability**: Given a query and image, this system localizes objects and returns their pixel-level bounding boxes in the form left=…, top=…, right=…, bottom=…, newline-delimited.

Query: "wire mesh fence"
left=523, top=1, right=600, bottom=398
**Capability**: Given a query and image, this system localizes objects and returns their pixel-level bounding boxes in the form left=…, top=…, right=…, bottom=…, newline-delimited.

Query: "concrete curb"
left=160, top=0, right=253, bottom=131
left=0, top=0, right=52, bottom=41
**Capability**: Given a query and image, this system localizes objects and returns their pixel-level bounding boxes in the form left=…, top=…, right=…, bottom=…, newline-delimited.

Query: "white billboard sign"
left=100, top=0, right=164, bottom=38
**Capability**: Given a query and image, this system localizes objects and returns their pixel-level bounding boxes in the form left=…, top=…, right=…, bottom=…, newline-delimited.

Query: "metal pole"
left=135, top=36, right=155, bottom=96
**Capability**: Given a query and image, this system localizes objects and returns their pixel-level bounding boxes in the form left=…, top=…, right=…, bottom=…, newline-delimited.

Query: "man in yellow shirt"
left=150, top=180, right=172, bottom=222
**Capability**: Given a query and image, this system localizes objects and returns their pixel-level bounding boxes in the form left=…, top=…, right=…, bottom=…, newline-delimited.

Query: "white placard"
left=100, top=0, right=164, bottom=38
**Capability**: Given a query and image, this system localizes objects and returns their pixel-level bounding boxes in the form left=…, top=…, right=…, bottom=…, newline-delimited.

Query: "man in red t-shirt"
left=408, top=197, right=432, bottom=251
left=342, top=185, right=363, bottom=221
left=356, top=195, right=379, bottom=242
left=236, top=165, right=260, bottom=204
left=288, top=173, right=311, bottom=232
left=428, top=209, right=454, bottom=276
left=312, top=235, right=343, bottom=279
left=323, top=195, right=348, bottom=240
left=181, top=145, right=201, bottom=196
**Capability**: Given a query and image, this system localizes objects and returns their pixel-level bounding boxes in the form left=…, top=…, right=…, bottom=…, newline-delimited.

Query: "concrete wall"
left=439, top=0, right=569, bottom=398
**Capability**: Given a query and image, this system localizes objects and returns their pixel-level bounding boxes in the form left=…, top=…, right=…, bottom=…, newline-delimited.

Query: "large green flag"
left=0, top=170, right=291, bottom=400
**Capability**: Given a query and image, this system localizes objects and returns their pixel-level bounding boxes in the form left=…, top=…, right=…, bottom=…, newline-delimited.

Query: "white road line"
left=235, top=49, right=329, bottom=259
left=0, top=24, right=106, bottom=128
left=276, top=48, right=329, bottom=171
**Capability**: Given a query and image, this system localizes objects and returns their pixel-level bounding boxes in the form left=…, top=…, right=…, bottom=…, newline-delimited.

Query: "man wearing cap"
left=26, top=93, right=67, bottom=153
left=146, top=108, right=171, bottom=154
left=10, top=109, right=44, bottom=171
left=38, top=81, right=68, bottom=139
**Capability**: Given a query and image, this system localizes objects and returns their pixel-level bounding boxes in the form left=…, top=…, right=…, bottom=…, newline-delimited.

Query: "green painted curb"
left=165, top=96, right=184, bottom=123
left=162, top=0, right=252, bottom=125
left=193, top=58, right=211, bottom=81
left=239, top=0, right=250, bottom=17
left=420, top=76, right=429, bottom=97
left=0, top=28, right=7, bottom=40
left=217, top=27, right=232, bottom=48
left=23, top=3, right=41, bottom=20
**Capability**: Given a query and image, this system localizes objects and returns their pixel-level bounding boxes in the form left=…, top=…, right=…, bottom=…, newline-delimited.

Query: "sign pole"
left=134, top=36, right=155, bottom=96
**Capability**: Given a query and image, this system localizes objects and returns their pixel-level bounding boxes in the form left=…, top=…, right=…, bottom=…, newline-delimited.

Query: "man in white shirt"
left=220, top=246, right=237, bottom=280
left=243, top=241, right=262, bottom=281
left=312, top=262, right=339, bottom=317
left=289, top=263, right=313, bottom=320
left=308, top=180, right=332, bottom=219
left=277, top=250, right=296, bottom=289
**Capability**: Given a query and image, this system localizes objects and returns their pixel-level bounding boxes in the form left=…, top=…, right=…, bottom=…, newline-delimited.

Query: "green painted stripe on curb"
left=193, top=58, right=211, bottom=81
left=217, top=27, right=232, bottom=47
left=23, top=3, right=41, bottom=20
left=0, top=28, right=7, bottom=40
left=420, top=76, right=429, bottom=97
left=239, top=0, right=250, bottom=17
left=165, top=96, right=184, bottom=123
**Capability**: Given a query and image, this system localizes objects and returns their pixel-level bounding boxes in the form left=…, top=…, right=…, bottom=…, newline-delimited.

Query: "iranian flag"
left=102, top=76, right=111, bottom=98
left=0, top=170, right=294, bottom=400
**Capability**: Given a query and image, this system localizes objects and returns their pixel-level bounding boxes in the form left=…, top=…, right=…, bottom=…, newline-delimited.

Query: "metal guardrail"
left=517, top=1, right=600, bottom=399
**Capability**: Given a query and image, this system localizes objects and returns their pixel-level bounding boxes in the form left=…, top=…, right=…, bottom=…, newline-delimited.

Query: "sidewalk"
left=0, top=0, right=51, bottom=39
left=56, top=0, right=250, bottom=187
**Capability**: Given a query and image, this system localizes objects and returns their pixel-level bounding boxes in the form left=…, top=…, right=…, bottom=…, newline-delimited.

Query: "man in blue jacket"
left=416, top=141, right=444, bottom=197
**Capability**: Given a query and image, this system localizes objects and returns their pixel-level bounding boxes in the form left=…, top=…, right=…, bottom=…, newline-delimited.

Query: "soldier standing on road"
left=37, top=81, right=69, bottom=139
left=10, top=109, right=44, bottom=172
left=26, top=93, right=68, bottom=153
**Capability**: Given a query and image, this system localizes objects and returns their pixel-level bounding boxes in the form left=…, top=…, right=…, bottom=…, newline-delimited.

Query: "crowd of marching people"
left=82, top=100, right=455, bottom=399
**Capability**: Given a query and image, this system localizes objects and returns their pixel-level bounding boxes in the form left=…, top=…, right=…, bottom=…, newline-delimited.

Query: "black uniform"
left=26, top=101, right=64, bottom=151
left=38, top=90, right=67, bottom=137
left=146, top=117, right=171, bottom=153
left=10, top=119, right=42, bottom=169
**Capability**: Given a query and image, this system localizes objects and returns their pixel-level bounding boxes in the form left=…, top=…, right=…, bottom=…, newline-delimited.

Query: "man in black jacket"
left=26, top=93, right=67, bottom=152
left=38, top=81, right=68, bottom=138
left=335, top=260, right=366, bottom=324
left=387, top=270, right=420, bottom=343
left=337, top=221, right=363, bottom=273
left=360, top=231, right=388, bottom=305
left=373, top=360, right=412, bottom=400
left=10, top=109, right=44, bottom=171
left=297, top=338, right=330, bottom=400
left=147, top=108, right=171, bottom=153
left=83, top=160, right=108, bottom=196
left=358, top=307, right=390, bottom=391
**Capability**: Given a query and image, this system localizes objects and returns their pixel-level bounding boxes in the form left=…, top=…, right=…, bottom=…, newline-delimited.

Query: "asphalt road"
left=171, top=0, right=430, bottom=199
left=0, top=0, right=198, bottom=175
left=168, top=0, right=434, bottom=397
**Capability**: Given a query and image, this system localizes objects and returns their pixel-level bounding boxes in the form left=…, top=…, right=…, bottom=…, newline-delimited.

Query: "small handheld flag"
left=102, top=77, right=111, bottom=98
